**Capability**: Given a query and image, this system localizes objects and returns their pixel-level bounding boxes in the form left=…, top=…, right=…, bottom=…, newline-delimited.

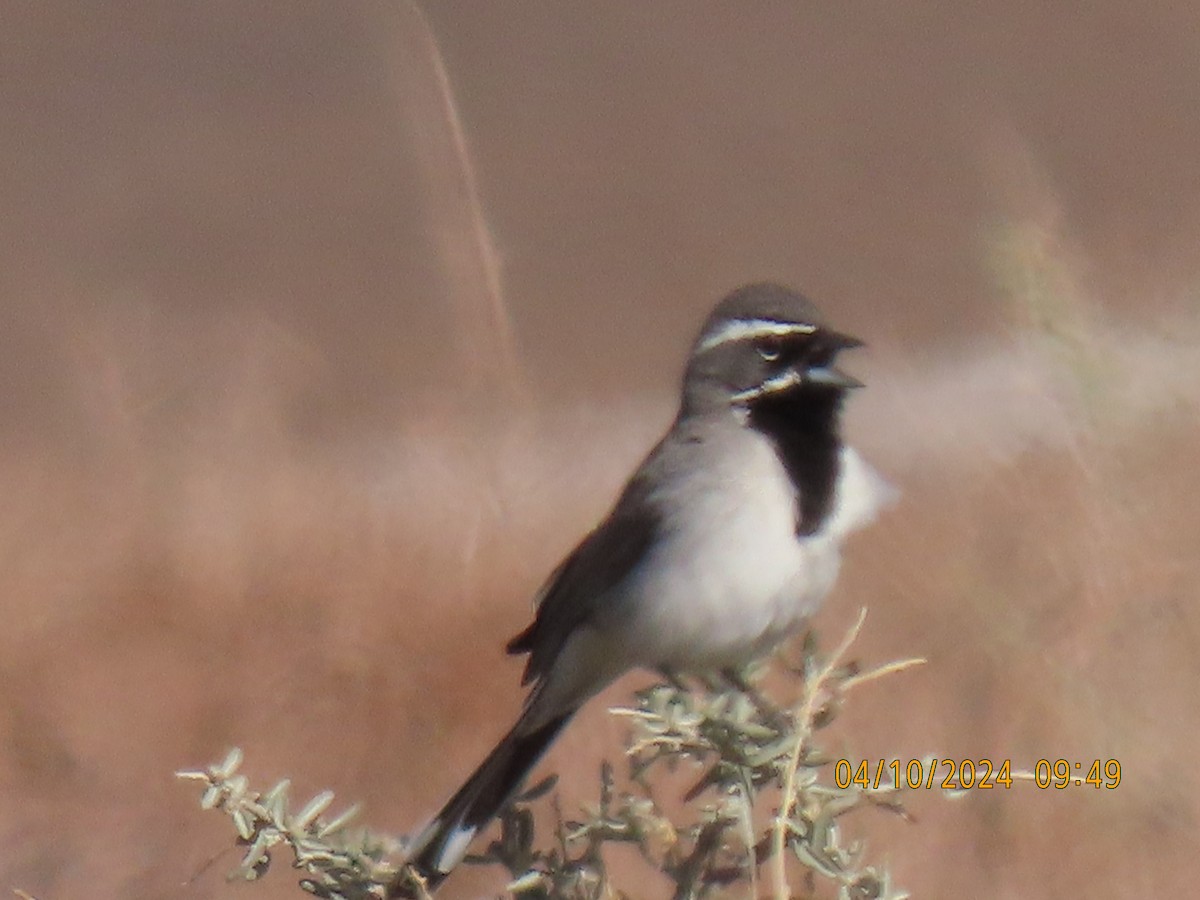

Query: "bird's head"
left=683, top=282, right=863, bottom=415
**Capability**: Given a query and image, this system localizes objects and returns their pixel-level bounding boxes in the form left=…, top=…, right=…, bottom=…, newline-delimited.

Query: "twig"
left=841, top=656, right=927, bottom=693
left=771, top=608, right=867, bottom=900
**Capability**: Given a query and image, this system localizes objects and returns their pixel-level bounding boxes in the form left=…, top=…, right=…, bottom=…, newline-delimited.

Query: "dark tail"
left=402, top=711, right=570, bottom=893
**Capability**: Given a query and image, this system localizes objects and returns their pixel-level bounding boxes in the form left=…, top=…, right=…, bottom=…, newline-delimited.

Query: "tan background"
left=3, top=2, right=1198, bottom=897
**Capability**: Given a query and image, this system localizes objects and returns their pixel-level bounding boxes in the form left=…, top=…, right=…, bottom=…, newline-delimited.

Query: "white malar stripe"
left=730, top=368, right=802, bottom=402
left=698, top=318, right=816, bottom=353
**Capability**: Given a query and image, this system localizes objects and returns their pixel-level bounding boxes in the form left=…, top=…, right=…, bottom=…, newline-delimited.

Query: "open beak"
left=804, top=364, right=863, bottom=389
left=805, top=329, right=865, bottom=389
left=731, top=328, right=865, bottom=402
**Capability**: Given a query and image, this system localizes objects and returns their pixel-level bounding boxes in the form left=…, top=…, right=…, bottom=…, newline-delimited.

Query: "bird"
left=400, top=282, right=891, bottom=893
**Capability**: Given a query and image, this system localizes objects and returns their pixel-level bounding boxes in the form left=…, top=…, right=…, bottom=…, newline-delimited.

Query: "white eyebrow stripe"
left=698, top=318, right=817, bottom=353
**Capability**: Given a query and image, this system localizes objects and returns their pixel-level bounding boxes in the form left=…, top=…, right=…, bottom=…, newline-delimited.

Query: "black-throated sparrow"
left=402, top=282, right=890, bottom=892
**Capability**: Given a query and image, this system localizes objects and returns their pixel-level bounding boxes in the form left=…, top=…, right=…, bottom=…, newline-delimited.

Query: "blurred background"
left=3, top=2, right=1199, bottom=897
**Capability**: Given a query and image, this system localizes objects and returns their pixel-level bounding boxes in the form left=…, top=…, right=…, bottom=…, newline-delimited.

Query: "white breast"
left=619, top=431, right=890, bottom=670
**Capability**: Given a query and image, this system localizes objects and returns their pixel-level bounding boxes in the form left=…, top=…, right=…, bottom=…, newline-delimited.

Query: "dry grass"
left=3, top=5, right=1200, bottom=899
left=3, top=295, right=1197, bottom=898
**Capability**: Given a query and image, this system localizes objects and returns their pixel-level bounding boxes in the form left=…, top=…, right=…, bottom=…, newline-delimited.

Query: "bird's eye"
left=756, top=338, right=782, bottom=361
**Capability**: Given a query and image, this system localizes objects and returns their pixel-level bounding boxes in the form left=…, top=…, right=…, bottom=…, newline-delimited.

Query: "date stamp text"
left=833, top=758, right=1122, bottom=790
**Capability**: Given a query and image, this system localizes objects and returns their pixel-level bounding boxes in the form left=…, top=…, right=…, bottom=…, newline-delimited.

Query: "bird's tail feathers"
left=404, top=711, right=569, bottom=891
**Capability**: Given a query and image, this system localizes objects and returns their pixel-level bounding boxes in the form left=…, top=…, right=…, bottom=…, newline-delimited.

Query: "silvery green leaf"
left=802, top=751, right=832, bottom=768
left=708, top=693, right=730, bottom=718
left=213, top=747, right=243, bottom=779
left=231, top=808, right=255, bottom=840
left=242, top=799, right=271, bottom=821
left=318, top=803, right=361, bottom=838
left=294, top=841, right=339, bottom=865
left=809, top=812, right=833, bottom=850
left=226, top=774, right=250, bottom=801
left=250, top=850, right=272, bottom=879
left=733, top=720, right=777, bottom=741
left=293, top=791, right=335, bottom=830
left=265, top=778, right=291, bottom=804
left=793, top=841, right=841, bottom=879
left=240, top=831, right=275, bottom=870
left=200, top=784, right=223, bottom=809
left=823, top=792, right=863, bottom=818
left=730, top=693, right=754, bottom=721
left=506, top=870, right=547, bottom=893
left=790, top=767, right=820, bottom=791
left=265, top=779, right=291, bottom=824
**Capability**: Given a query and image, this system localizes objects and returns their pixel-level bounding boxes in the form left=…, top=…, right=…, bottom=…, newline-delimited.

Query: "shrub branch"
left=180, top=615, right=925, bottom=899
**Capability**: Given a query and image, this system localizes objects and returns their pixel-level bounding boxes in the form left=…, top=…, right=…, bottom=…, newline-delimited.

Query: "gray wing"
left=505, top=466, right=664, bottom=686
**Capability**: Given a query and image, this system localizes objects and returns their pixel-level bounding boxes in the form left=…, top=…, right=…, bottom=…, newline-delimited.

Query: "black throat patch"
left=747, top=390, right=844, bottom=536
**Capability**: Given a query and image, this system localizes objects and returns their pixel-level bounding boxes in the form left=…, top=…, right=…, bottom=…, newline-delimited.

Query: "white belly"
left=618, top=433, right=888, bottom=669
left=524, top=433, right=891, bottom=727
